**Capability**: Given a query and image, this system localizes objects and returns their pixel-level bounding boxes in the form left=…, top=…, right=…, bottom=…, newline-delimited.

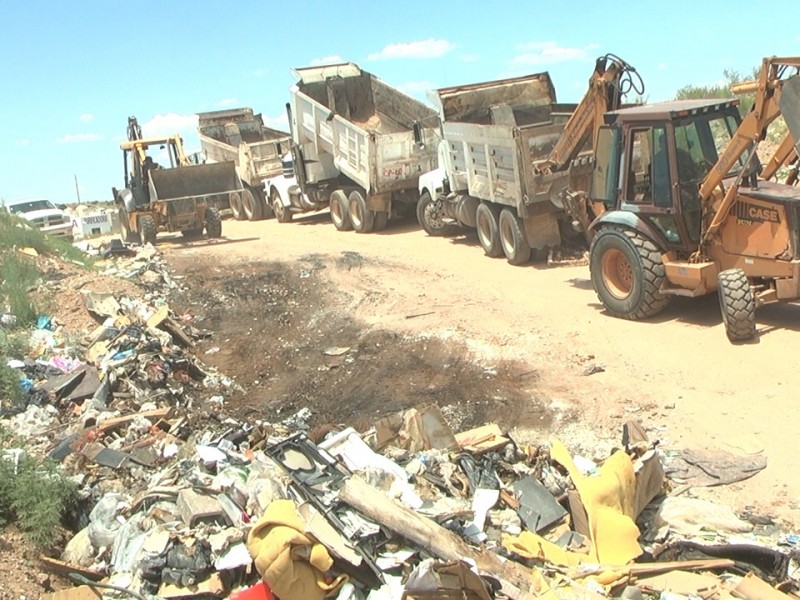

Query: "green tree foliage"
left=675, top=68, right=759, bottom=115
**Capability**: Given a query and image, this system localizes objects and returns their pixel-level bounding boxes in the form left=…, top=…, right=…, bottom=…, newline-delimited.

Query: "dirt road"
left=162, top=212, right=800, bottom=526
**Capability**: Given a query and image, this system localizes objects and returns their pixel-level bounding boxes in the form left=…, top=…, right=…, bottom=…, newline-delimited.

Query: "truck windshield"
left=8, top=199, right=56, bottom=213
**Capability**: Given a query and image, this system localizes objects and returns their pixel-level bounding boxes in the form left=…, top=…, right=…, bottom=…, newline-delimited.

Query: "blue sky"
left=1, top=0, right=798, bottom=204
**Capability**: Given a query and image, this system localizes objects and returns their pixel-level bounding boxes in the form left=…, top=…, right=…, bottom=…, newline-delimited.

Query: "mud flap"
left=523, top=212, right=561, bottom=250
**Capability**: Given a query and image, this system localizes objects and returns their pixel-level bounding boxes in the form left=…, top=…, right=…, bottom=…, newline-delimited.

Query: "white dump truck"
left=197, top=108, right=291, bottom=221
left=273, top=62, right=439, bottom=232
left=417, top=56, right=640, bottom=264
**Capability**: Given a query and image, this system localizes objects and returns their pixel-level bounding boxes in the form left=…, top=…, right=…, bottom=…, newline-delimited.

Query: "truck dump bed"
left=289, top=63, right=439, bottom=196
left=429, top=73, right=588, bottom=211
left=197, top=108, right=290, bottom=185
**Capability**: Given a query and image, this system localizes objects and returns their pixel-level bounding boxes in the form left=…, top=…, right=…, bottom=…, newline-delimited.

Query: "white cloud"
left=657, top=62, right=668, bottom=71
left=262, top=112, right=289, bottom=131
left=368, top=38, right=454, bottom=60
left=60, top=133, right=103, bottom=143
left=79, top=113, right=94, bottom=122
left=16, top=139, right=30, bottom=146
left=398, top=81, right=434, bottom=95
left=216, top=98, right=239, bottom=107
left=140, top=112, right=199, bottom=138
left=310, top=54, right=343, bottom=66
left=510, top=41, right=596, bottom=66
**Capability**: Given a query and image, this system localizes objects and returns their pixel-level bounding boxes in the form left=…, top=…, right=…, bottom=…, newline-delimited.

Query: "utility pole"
left=74, top=174, right=81, bottom=204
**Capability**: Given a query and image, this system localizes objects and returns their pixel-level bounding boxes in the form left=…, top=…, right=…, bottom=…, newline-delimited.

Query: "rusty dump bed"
left=428, top=72, right=584, bottom=209
left=289, top=63, right=440, bottom=195
left=150, top=163, right=241, bottom=203
left=198, top=108, right=288, bottom=145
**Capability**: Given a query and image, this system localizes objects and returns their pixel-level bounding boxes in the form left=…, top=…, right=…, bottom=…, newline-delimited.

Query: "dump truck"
left=197, top=108, right=291, bottom=221
left=275, top=62, right=439, bottom=232
left=417, top=55, right=641, bottom=265
left=569, top=56, right=800, bottom=341
left=113, top=116, right=242, bottom=244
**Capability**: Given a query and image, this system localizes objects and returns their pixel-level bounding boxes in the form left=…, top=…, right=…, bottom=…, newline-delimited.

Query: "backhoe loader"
left=112, top=116, right=243, bottom=244
left=568, top=56, right=800, bottom=341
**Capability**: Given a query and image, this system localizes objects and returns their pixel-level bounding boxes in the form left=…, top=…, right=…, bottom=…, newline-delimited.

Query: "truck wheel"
left=329, top=190, right=352, bottom=231
left=590, top=226, right=670, bottom=319
left=475, top=202, right=503, bottom=257
left=229, top=192, right=245, bottom=221
left=271, top=190, right=292, bottom=223
left=373, top=210, right=389, bottom=232
left=138, top=214, right=157, bottom=246
left=242, top=187, right=264, bottom=221
left=499, top=208, right=531, bottom=265
left=206, top=206, right=222, bottom=238
left=119, top=207, right=136, bottom=244
left=258, top=188, right=274, bottom=219
left=417, top=191, right=457, bottom=236
left=718, top=269, right=756, bottom=341
left=349, top=190, right=374, bottom=233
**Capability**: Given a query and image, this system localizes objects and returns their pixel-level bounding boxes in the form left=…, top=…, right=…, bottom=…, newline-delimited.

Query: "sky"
left=1, top=0, right=798, bottom=204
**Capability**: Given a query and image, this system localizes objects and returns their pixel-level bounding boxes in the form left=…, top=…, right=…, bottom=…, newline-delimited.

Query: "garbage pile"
left=1, top=241, right=798, bottom=600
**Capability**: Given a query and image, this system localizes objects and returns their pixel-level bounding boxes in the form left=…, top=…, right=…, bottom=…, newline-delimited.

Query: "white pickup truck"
left=4, top=198, right=73, bottom=239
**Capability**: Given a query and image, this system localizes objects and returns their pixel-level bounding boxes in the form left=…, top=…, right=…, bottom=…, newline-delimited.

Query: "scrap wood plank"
left=454, top=424, right=510, bottom=453
left=96, top=407, right=173, bottom=433
left=161, top=316, right=193, bottom=347
left=146, top=305, right=170, bottom=329
left=38, top=555, right=104, bottom=582
left=339, top=475, right=537, bottom=599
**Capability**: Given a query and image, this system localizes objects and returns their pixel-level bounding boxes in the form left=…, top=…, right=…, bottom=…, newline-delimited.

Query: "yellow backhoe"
left=569, top=56, right=800, bottom=340
left=112, top=117, right=243, bottom=244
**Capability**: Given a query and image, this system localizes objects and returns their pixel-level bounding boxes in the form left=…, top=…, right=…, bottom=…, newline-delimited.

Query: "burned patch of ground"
left=168, top=253, right=552, bottom=432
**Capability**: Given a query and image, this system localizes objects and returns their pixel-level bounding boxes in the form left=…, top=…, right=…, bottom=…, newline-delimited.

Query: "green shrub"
left=0, top=362, right=24, bottom=412
left=0, top=452, right=77, bottom=548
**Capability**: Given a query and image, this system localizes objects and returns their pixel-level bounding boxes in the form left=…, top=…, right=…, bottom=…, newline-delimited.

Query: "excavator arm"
left=700, top=57, right=800, bottom=242
left=540, top=54, right=642, bottom=173
left=761, top=130, right=798, bottom=183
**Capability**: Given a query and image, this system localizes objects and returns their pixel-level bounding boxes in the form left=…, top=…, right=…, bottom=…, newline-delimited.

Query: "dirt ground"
left=154, top=211, right=800, bottom=530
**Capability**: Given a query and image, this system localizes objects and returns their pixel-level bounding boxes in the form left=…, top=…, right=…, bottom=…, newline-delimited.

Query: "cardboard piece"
left=637, top=570, right=721, bottom=597
left=454, top=424, right=510, bottom=454
left=732, top=572, right=792, bottom=600
left=159, top=572, right=226, bottom=598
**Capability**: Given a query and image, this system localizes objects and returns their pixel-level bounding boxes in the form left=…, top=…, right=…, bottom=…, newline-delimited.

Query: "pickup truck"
left=3, top=197, right=74, bottom=239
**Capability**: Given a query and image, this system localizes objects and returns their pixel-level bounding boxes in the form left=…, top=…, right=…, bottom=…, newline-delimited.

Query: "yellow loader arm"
left=700, top=57, right=800, bottom=242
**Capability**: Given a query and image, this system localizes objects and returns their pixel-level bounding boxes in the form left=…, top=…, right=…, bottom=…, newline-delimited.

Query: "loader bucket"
left=780, top=75, right=800, bottom=156
left=150, top=162, right=242, bottom=204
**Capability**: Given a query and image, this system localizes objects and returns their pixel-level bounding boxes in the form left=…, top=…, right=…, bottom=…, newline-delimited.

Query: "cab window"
left=626, top=126, right=671, bottom=208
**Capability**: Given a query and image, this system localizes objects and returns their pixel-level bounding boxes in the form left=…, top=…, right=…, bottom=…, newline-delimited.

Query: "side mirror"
left=412, top=121, right=425, bottom=150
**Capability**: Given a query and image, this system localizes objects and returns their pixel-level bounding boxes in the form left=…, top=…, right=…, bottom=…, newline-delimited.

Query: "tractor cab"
left=121, top=137, right=185, bottom=207
left=590, top=100, right=755, bottom=254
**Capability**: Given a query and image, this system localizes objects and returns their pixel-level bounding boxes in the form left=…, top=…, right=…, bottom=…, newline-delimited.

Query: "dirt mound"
left=168, top=254, right=552, bottom=432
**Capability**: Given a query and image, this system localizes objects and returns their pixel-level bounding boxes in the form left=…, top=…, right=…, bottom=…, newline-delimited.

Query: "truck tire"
left=718, top=268, right=756, bottom=341
left=138, top=214, right=157, bottom=246
left=417, top=191, right=458, bottom=236
left=329, top=190, right=352, bottom=231
left=590, top=226, right=670, bottom=320
left=271, top=190, right=292, bottom=223
left=499, top=208, right=531, bottom=265
left=373, top=210, right=389, bottom=232
left=242, top=187, right=264, bottom=221
left=229, top=191, right=245, bottom=221
left=206, top=206, right=222, bottom=238
left=119, top=207, right=136, bottom=244
left=475, top=202, right=503, bottom=257
left=258, top=188, right=274, bottom=219
left=349, top=190, right=374, bottom=233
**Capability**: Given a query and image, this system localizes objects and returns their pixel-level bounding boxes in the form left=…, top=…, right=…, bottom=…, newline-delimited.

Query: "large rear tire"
left=138, top=214, right=157, bottom=246
left=718, top=268, right=756, bottom=341
left=119, top=207, right=136, bottom=243
left=348, top=190, right=374, bottom=233
left=329, top=190, right=352, bottom=231
left=417, top=191, right=458, bottom=236
left=475, top=202, right=503, bottom=257
left=241, top=187, right=264, bottom=221
left=271, top=190, right=292, bottom=223
left=590, top=226, right=670, bottom=319
left=206, top=206, right=222, bottom=238
left=229, top=191, right=245, bottom=221
left=499, top=208, right=531, bottom=265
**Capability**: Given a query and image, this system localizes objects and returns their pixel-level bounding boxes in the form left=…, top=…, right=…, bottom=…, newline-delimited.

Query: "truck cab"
left=589, top=99, right=753, bottom=254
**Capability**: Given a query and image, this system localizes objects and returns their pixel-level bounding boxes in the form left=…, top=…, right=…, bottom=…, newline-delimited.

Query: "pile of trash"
left=1, top=241, right=798, bottom=600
